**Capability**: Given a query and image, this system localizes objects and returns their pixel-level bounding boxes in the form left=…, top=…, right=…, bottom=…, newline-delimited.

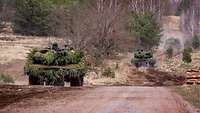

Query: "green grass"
left=0, top=74, right=15, bottom=84
left=178, top=85, right=200, bottom=108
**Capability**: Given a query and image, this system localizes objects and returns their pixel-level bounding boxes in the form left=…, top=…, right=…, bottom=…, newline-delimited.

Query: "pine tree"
left=131, top=12, right=162, bottom=50
left=13, top=0, right=81, bottom=36
left=13, top=0, right=52, bottom=36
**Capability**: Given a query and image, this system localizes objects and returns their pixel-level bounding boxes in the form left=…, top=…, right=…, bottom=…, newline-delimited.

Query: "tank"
left=24, top=43, right=86, bottom=86
left=131, top=50, right=156, bottom=68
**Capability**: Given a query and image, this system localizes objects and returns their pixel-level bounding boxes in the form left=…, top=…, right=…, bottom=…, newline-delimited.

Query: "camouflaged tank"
left=24, top=43, right=86, bottom=86
left=131, top=50, right=156, bottom=68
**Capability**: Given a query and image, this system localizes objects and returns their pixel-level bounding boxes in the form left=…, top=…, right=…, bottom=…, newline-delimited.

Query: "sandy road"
left=0, top=86, right=195, bottom=113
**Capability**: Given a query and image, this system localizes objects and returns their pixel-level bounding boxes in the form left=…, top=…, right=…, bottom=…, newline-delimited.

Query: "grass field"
left=178, top=85, right=200, bottom=108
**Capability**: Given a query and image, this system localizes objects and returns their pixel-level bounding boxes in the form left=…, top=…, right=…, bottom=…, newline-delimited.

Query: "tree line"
left=2, top=0, right=197, bottom=64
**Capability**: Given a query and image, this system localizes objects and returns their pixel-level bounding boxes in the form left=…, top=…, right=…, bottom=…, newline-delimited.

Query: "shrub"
left=0, top=74, right=15, bottom=83
left=192, top=35, right=200, bottom=49
left=44, top=51, right=55, bottom=65
left=179, top=63, right=193, bottom=69
left=165, top=47, right=173, bottom=58
left=185, top=47, right=193, bottom=53
left=182, top=47, right=192, bottom=63
left=102, top=67, right=115, bottom=78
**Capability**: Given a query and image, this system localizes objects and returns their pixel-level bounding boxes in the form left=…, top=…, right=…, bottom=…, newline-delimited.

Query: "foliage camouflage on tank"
left=24, top=43, right=86, bottom=86
left=131, top=50, right=156, bottom=68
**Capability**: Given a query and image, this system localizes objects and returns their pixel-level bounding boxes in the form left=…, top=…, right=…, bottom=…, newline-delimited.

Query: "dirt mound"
left=126, top=68, right=186, bottom=86
left=126, top=68, right=148, bottom=85
left=145, top=69, right=186, bottom=86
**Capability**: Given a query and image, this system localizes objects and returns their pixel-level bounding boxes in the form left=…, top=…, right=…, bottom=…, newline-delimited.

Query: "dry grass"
left=0, top=74, right=15, bottom=84
left=0, top=34, right=64, bottom=64
left=178, top=85, right=200, bottom=108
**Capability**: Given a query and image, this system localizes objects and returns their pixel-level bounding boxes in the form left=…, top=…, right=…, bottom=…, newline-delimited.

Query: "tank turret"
left=131, top=50, right=156, bottom=68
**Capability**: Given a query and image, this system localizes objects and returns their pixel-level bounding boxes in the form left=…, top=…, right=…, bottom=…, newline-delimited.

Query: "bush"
left=0, top=74, right=15, bottom=83
left=192, top=35, right=200, bottom=49
left=182, top=47, right=192, bottom=63
left=102, top=67, right=115, bottom=78
left=185, top=47, right=193, bottom=53
left=165, top=47, right=173, bottom=58
left=179, top=63, right=193, bottom=69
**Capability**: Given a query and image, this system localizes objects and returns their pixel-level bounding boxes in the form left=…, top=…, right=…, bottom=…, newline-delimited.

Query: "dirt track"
left=0, top=86, right=196, bottom=113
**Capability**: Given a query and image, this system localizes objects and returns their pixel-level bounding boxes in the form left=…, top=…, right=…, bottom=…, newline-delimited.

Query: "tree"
left=13, top=0, right=52, bottom=36
left=179, top=0, right=200, bottom=36
left=131, top=12, right=162, bottom=50
left=192, top=35, right=200, bottom=49
left=129, top=0, right=172, bottom=18
left=0, top=0, right=16, bottom=31
left=49, top=0, right=81, bottom=37
left=182, top=47, right=192, bottom=63
left=51, top=0, right=134, bottom=64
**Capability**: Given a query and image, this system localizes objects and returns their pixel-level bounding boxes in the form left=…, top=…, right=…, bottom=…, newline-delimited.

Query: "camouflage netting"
left=24, top=43, right=86, bottom=86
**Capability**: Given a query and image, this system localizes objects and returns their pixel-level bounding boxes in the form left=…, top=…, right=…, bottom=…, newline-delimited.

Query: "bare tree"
left=0, top=0, right=16, bottom=32
left=49, top=6, right=70, bottom=37
left=180, top=0, right=200, bottom=37
left=129, top=0, right=172, bottom=19
left=74, top=0, right=133, bottom=63
left=50, top=0, right=134, bottom=64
